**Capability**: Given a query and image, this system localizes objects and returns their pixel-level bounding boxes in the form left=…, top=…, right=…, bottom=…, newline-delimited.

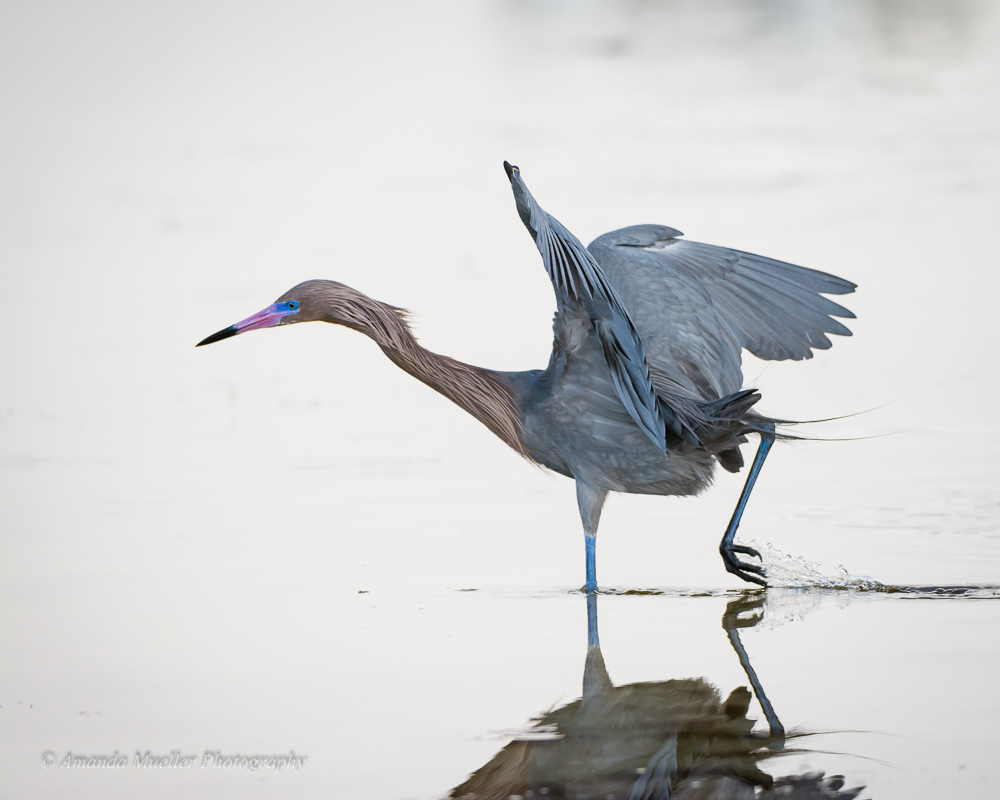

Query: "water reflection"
left=451, top=595, right=864, bottom=800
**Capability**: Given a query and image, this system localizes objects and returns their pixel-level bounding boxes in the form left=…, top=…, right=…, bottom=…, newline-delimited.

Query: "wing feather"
left=589, top=225, right=856, bottom=367
left=505, top=164, right=700, bottom=449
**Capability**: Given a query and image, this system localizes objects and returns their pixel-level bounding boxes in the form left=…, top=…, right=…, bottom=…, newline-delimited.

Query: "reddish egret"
left=198, top=162, right=855, bottom=589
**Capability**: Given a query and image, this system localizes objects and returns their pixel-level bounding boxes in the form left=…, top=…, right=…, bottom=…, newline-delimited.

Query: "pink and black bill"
left=196, top=301, right=300, bottom=347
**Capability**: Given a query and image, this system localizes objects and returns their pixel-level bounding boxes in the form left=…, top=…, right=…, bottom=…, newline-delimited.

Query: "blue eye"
left=287, top=301, right=299, bottom=310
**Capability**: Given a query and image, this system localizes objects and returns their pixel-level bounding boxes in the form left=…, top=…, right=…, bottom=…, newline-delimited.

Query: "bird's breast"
left=519, top=334, right=716, bottom=497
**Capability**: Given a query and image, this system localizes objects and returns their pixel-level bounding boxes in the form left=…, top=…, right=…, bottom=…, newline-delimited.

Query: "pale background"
left=1, top=1, right=999, bottom=797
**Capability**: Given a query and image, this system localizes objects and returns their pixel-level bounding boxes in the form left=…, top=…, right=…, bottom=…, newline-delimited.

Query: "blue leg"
left=722, top=596, right=785, bottom=745
left=586, top=591, right=599, bottom=648
left=585, top=534, right=598, bottom=595
left=576, top=481, right=607, bottom=594
left=719, top=425, right=775, bottom=587
left=581, top=592, right=612, bottom=704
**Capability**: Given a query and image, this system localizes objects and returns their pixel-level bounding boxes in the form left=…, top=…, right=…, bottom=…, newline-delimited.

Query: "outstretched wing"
left=504, top=163, right=699, bottom=450
left=588, top=224, right=856, bottom=397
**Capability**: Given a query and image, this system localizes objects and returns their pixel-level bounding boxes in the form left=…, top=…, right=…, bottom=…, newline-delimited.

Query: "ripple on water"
left=748, top=540, right=1000, bottom=599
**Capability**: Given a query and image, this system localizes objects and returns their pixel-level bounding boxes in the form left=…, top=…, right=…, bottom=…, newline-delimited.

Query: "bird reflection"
left=451, top=595, right=864, bottom=800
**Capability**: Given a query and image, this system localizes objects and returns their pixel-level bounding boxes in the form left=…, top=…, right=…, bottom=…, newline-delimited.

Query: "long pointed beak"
left=196, top=304, right=289, bottom=347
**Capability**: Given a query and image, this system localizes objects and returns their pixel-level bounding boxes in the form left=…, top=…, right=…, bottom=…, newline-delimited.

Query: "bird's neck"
left=334, top=297, right=528, bottom=458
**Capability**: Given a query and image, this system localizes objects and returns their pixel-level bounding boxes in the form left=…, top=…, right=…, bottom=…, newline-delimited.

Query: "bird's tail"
left=695, top=391, right=880, bottom=472
left=684, top=389, right=833, bottom=440
left=699, top=389, right=763, bottom=429
left=660, top=388, right=756, bottom=452
left=697, top=390, right=764, bottom=443
left=663, top=388, right=866, bottom=471
left=666, top=389, right=791, bottom=473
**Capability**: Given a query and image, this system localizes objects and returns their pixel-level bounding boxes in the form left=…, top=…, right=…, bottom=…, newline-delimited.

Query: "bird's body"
left=198, top=163, right=856, bottom=589
left=503, top=325, right=719, bottom=498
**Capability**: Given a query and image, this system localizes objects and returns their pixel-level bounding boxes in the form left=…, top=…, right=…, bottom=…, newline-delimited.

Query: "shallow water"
left=2, top=0, right=999, bottom=798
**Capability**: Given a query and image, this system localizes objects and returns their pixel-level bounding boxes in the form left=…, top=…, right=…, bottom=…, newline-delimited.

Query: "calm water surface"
left=1, top=1, right=999, bottom=798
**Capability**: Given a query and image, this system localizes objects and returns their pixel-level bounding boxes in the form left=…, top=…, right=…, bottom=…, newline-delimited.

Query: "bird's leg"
left=581, top=592, right=613, bottom=706
left=576, top=481, right=608, bottom=594
left=722, top=596, right=785, bottom=745
left=586, top=592, right=599, bottom=648
left=719, top=424, right=776, bottom=587
left=585, top=535, right=598, bottom=594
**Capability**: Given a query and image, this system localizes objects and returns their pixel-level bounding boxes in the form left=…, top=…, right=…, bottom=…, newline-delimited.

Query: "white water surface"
left=2, top=1, right=999, bottom=798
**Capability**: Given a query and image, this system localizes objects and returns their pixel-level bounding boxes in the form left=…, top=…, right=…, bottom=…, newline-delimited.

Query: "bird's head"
left=196, top=279, right=392, bottom=347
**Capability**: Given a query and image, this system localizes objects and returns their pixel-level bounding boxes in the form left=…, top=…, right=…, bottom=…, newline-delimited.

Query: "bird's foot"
left=720, top=543, right=767, bottom=587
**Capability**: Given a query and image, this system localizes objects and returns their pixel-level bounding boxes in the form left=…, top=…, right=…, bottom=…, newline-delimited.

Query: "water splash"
left=747, top=541, right=887, bottom=591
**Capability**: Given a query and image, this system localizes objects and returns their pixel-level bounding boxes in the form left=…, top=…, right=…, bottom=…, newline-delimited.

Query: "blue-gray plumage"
left=197, top=162, right=856, bottom=590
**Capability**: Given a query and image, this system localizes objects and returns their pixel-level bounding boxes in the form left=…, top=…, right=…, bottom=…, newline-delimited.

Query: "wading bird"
left=198, top=163, right=855, bottom=590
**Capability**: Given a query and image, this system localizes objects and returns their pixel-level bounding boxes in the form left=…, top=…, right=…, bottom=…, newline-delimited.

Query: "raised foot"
left=720, top=543, right=767, bottom=587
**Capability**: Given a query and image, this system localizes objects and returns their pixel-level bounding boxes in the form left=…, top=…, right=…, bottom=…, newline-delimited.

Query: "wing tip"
left=825, top=280, right=858, bottom=296
left=503, top=160, right=518, bottom=181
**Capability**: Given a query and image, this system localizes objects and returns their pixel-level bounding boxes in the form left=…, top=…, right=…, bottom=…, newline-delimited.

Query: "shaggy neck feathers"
left=304, top=283, right=528, bottom=458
